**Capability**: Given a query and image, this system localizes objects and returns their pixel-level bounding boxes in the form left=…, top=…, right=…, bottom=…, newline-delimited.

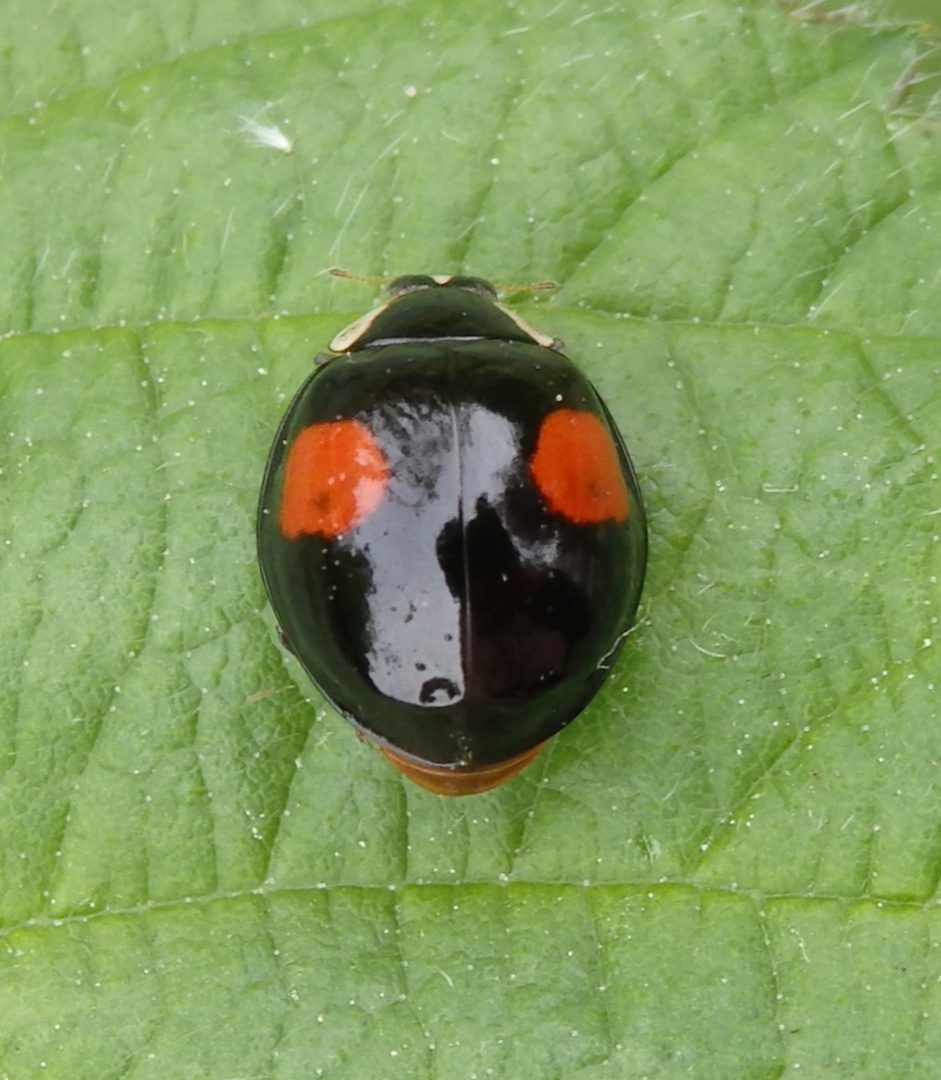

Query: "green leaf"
left=2, top=1, right=941, bottom=1077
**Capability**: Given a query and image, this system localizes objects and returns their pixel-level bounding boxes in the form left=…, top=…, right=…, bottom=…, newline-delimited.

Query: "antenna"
left=328, top=268, right=395, bottom=286
left=495, top=280, right=558, bottom=293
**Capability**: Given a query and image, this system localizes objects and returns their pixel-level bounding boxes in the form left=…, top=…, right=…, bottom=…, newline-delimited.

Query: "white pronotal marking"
left=239, top=115, right=293, bottom=153
left=329, top=303, right=393, bottom=352
left=496, top=302, right=558, bottom=349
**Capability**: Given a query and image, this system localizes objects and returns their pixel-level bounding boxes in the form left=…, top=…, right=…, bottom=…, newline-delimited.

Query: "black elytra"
left=256, top=274, right=647, bottom=794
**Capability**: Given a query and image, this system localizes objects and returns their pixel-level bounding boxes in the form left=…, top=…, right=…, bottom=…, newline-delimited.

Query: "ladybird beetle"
left=256, top=273, right=647, bottom=795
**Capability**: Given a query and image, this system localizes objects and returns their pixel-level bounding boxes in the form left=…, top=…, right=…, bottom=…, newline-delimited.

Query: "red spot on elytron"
left=279, top=419, right=388, bottom=539
left=530, top=409, right=629, bottom=524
